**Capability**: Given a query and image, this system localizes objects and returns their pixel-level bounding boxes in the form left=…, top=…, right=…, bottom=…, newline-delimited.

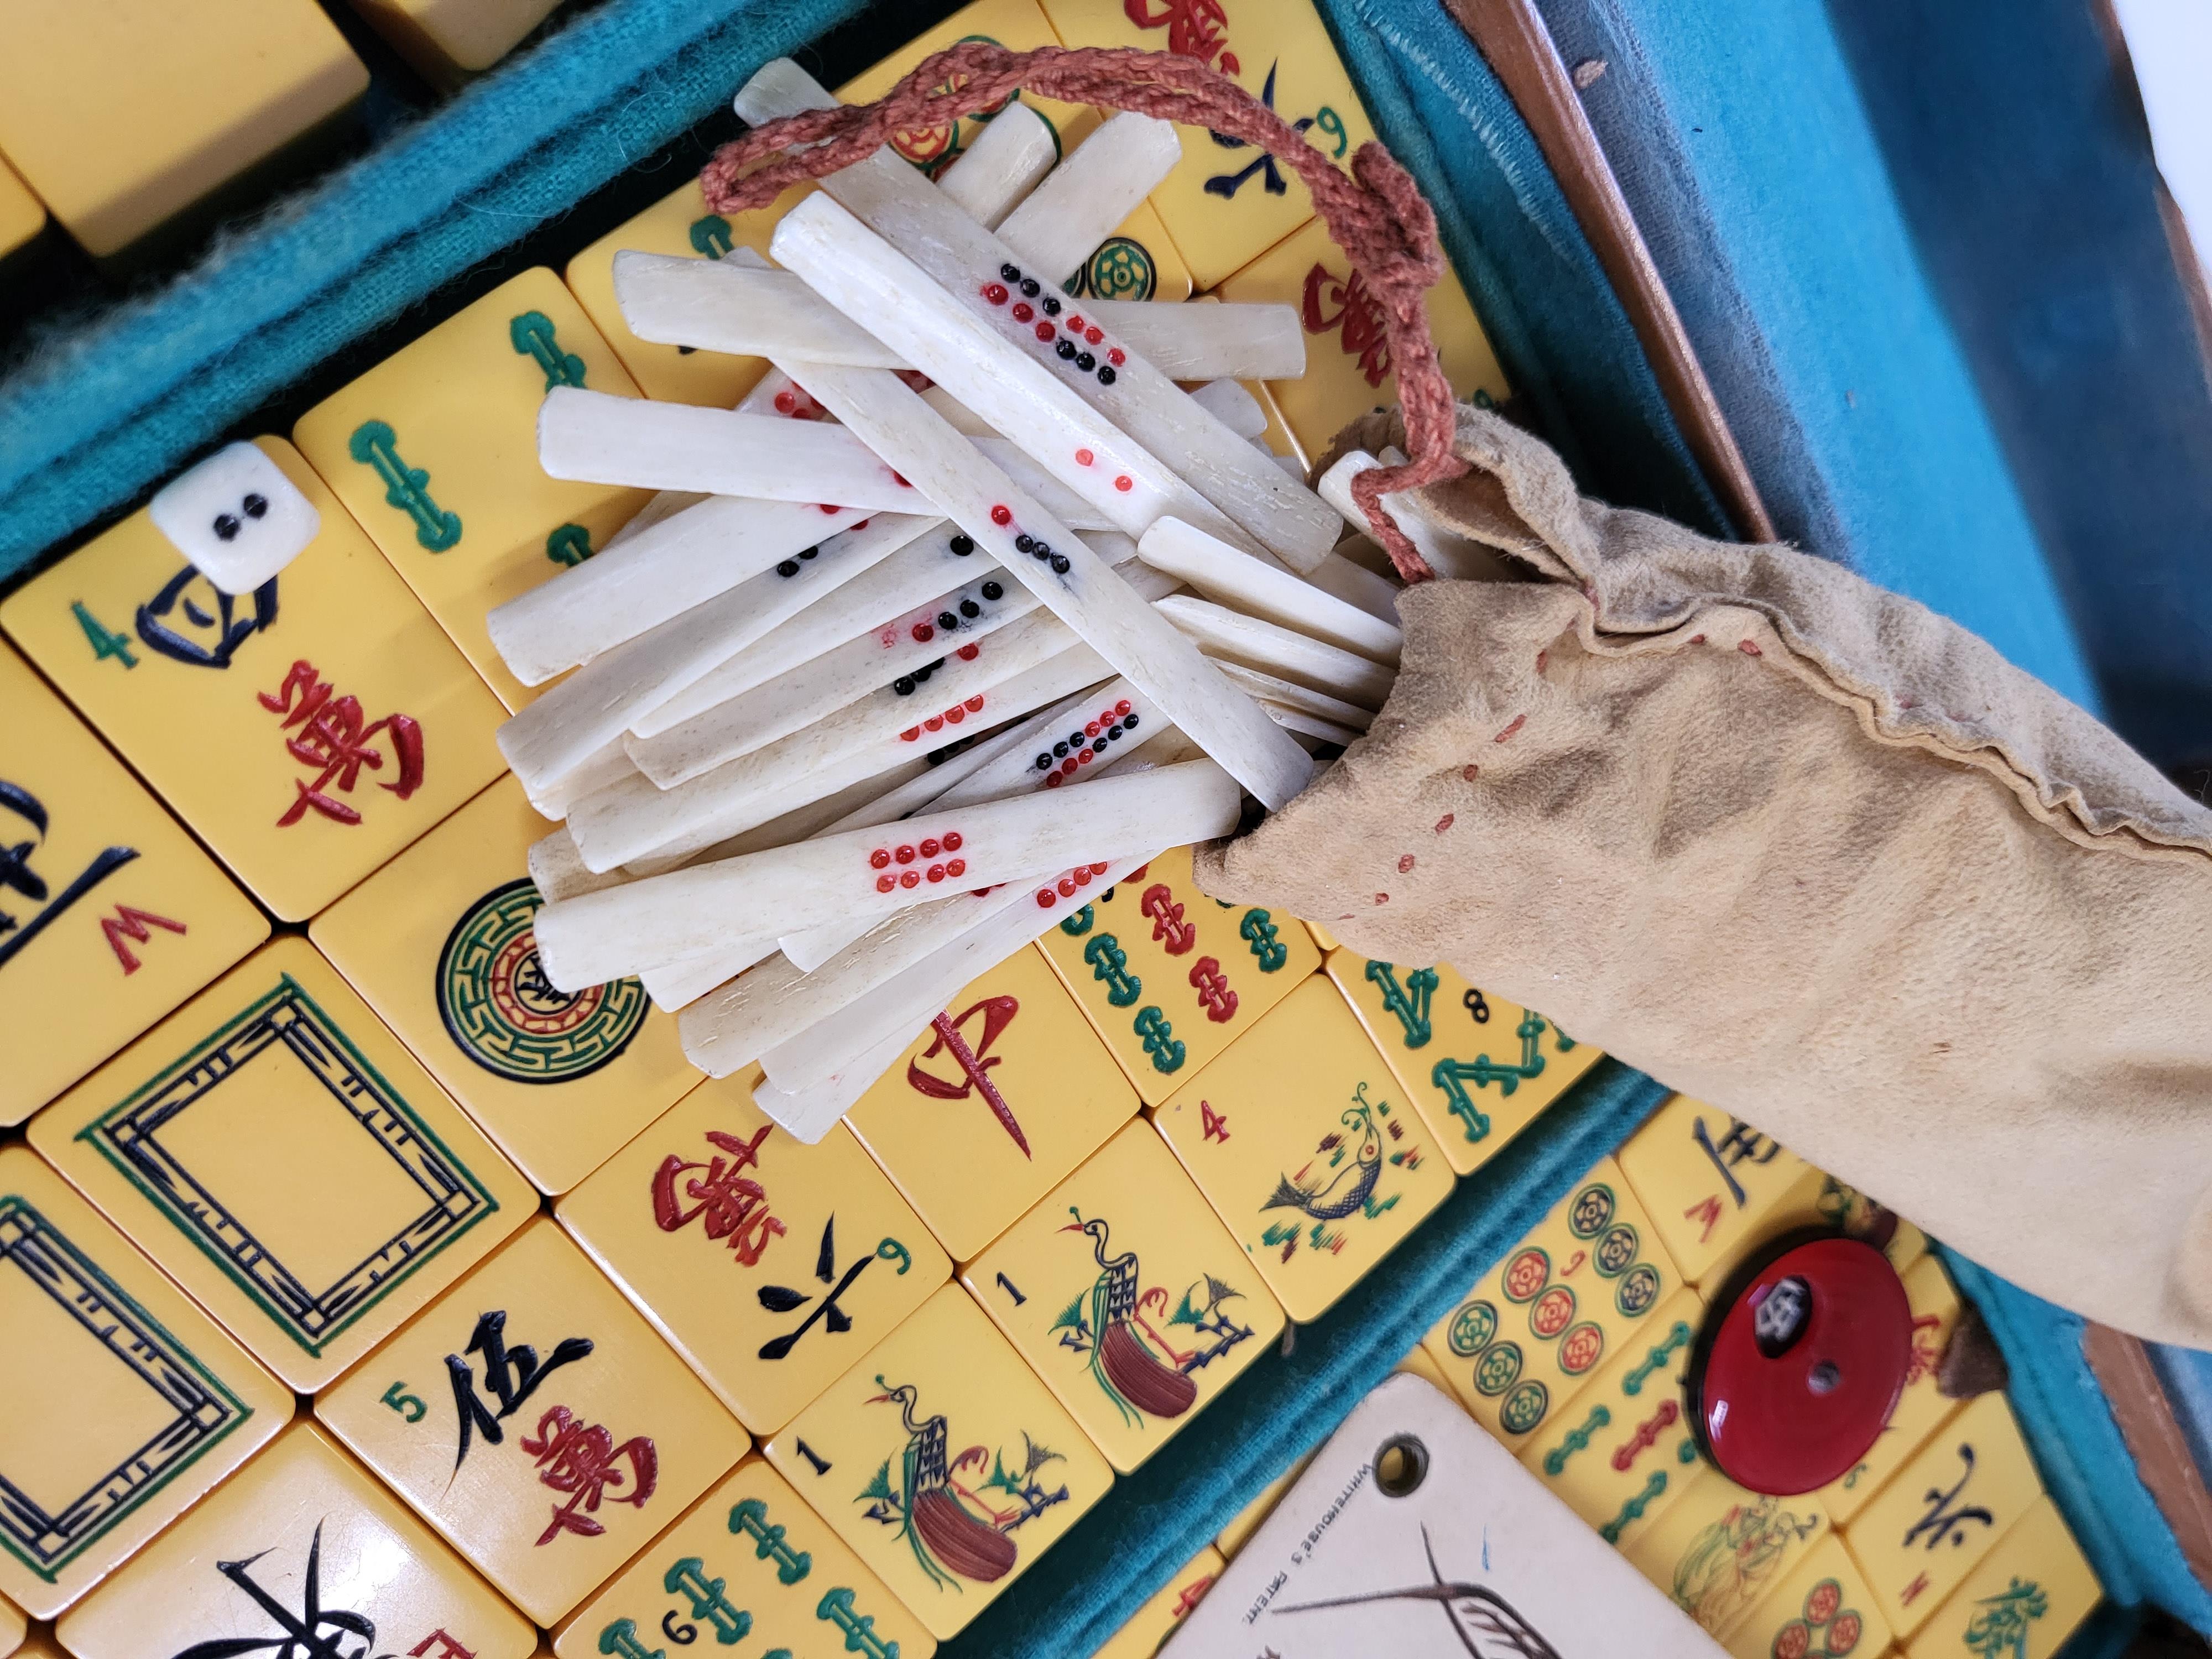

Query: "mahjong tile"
left=1328, top=949, right=1601, bottom=1177
left=765, top=1282, right=1113, bottom=1638
left=1624, top=1470, right=1833, bottom=1643
left=842, top=943, right=1140, bottom=1261
left=8, top=1636, right=61, bottom=1659
left=29, top=936, right=533, bottom=1392
left=559, top=1072, right=950, bottom=1435
left=1094, top=1544, right=1224, bottom=1659
left=55, top=1421, right=536, bottom=1659
left=1215, top=216, right=1510, bottom=460
left=1038, top=845, right=1319, bottom=1105
left=0, top=153, right=42, bottom=265
left=1820, top=1255, right=1965, bottom=1528
left=838, top=0, right=1100, bottom=171
left=1694, top=1165, right=1932, bottom=1297
left=1301, top=918, right=1340, bottom=952
left=1215, top=1451, right=1310, bottom=1559
left=1153, top=974, right=1453, bottom=1322
left=1515, top=1287, right=1709, bottom=1554
left=342, top=0, right=562, bottom=85
left=550, top=1455, right=936, bottom=1659
left=313, top=776, right=697, bottom=1194
left=0, top=643, right=267, bottom=1125
left=0, top=1146, right=289, bottom=1619
left=1841, top=1391, right=2044, bottom=1640
left=1035, top=0, right=1373, bottom=289
left=566, top=175, right=813, bottom=406
left=1618, top=1095, right=1812, bottom=1286
left=1725, top=1535, right=1894, bottom=1659
left=316, top=1217, right=750, bottom=1626
left=0, top=1593, right=18, bottom=1658
left=0, top=438, right=507, bottom=922
left=963, top=1119, right=1285, bottom=1472
left=1418, top=1156, right=1683, bottom=1452
left=293, top=267, right=651, bottom=710
left=1898, top=1498, right=2099, bottom=1659
left=1067, top=197, right=1193, bottom=305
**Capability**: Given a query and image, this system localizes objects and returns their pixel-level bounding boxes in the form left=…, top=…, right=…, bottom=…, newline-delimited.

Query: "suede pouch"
left=1202, top=403, right=2212, bottom=1347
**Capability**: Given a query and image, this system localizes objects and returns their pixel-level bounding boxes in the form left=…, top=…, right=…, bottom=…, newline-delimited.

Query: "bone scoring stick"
left=530, top=757, right=1240, bottom=992
left=761, top=201, right=1314, bottom=811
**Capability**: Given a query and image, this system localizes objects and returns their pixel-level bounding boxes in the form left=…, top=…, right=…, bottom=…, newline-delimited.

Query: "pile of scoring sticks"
left=507, top=59, right=1488, bottom=1141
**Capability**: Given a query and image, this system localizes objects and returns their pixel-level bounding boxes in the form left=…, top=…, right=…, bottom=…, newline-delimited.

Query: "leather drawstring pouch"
left=1200, top=401, right=2212, bottom=1348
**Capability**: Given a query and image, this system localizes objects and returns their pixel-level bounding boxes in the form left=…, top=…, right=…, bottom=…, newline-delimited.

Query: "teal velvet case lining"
left=0, top=0, right=2198, bottom=1646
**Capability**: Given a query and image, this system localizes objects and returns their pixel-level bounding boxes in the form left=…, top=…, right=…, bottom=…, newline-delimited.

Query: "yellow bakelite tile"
left=316, top=1218, right=751, bottom=1626
left=0, top=438, right=507, bottom=922
left=314, top=776, right=697, bottom=1194
left=1395, top=1341, right=1453, bottom=1393
left=1624, top=1470, right=1833, bottom=1643
left=1035, top=0, right=1369, bottom=290
left=293, top=269, right=650, bottom=710
left=1418, top=1156, right=1683, bottom=1452
left=559, top=1072, right=950, bottom=1436
left=1301, top=919, right=1340, bottom=952
left=1094, top=1545, right=1225, bottom=1659
left=1900, top=1498, right=2099, bottom=1659
left=1725, top=1535, right=1895, bottom=1659
left=1037, top=846, right=1319, bottom=1105
left=1327, top=949, right=1601, bottom=1177
left=1215, top=215, right=1510, bottom=461
left=0, top=1146, right=288, bottom=1619
left=29, top=936, right=532, bottom=1392
left=1216, top=1451, right=1310, bottom=1559
left=1617, top=1095, right=1812, bottom=1286
left=963, top=1120, right=1285, bottom=1472
left=550, top=1455, right=936, bottom=1659
left=0, top=155, right=43, bottom=263
left=56, top=1421, right=536, bottom=1659
left=764, top=1282, right=1114, bottom=1640
left=0, top=1592, right=19, bottom=1656
left=1821, top=1255, right=1964, bottom=1528
left=0, top=644, right=267, bottom=1125
left=565, top=177, right=813, bottom=408
left=342, top=0, right=561, bottom=83
left=1152, top=974, right=1453, bottom=1323
left=0, top=0, right=364, bottom=258
left=839, top=0, right=1099, bottom=164
left=1068, top=198, right=1193, bottom=305
left=1843, top=1391, right=2044, bottom=1641
left=843, top=944, right=1140, bottom=1261
left=1516, top=1287, right=1708, bottom=1554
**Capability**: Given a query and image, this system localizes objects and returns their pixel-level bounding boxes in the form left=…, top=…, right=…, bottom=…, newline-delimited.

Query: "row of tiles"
left=0, top=1088, right=2105, bottom=1658
left=0, top=0, right=584, bottom=267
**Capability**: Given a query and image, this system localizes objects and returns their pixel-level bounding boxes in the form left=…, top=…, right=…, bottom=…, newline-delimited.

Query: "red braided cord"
left=700, top=42, right=1468, bottom=582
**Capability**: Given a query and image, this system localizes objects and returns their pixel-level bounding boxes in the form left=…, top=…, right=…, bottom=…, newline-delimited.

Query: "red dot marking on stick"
left=1012, top=302, right=1035, bottom=322
left=1114, top=475, right=1133, bottom=492
left=919, top=837, right=941, bottom=858
left=927, top=864, right=946, bottom=883
left=900, top=726, right=920, bottom=742
left=1067, top=314, right=1086, bottom=332
left=947, top=858, right=966, bottom=877
left=1037, top=889, right=1057, bottom=907
left=1739, top=639, right=1763, bottom=656
left=1045, top=773, right=1063, bottom=788
left=818, top=503, right=841, bottom=514
left=877, top=875, right=896, bottom=893
left=942, top=832, right=962, bottom=851
left=1084, top=326, right=1103, bottom=345
left=924, top=715, right=945, bottom=732
left=1061, top=758, right=1078, bottom=775
left=895, top=845, right=916, bottom=864
left=1074, top=867, right=1093, bottom=885
left=1076, top=447, right=1093, bottom=466
left=870, top=848, right=891, bottom=869
left=964, top=695, right=984, bottom=712
left=891, top=472, right=909, bottom=489
left=1397, top=854, right=1416, bottom=874
left=991, top=505, right=1013, bottom=526
left=773, top=390, right=797, bottom=413
left=1036, top=321, right=1056, bottom=342
left=983, top=282, right=1009, bottom=304
left=1058, top=877, right=1077, bottom=897
left=901, top=870, right=920, bottom=889
left=945, top=705, right=965, bottom=724
left=1115, top=699, right=1132, bottom=716
left=1078, top=748, right=1093, bottom=764
left=1107, top=348, right=1125, bottom=367
left=1434, top=813, right=1454, bottom=834
left=1085, top=720, right=1101, bottom=738
left=1494, top=714, right=1527, bottom=743
left=911, top=623, right=933, bottom=642
left=957, top=644, right=979, bottom=660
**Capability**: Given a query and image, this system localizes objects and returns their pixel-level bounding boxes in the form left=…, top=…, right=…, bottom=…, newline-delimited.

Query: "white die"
left=148, top=442, right=320, bottom=594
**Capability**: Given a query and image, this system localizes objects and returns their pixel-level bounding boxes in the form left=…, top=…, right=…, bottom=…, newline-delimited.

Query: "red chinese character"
left=1124, top=0, right=1239, bottom=74
left=1301, top=263, right=1392, bottom=388
left=651, top=1125, right=786, bottom=1265
left=907, top=994, right=1028, bottom=1156
left=518, top=1404, right=658, bottom=1545
left=258, top=658, right=425, bottom=827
